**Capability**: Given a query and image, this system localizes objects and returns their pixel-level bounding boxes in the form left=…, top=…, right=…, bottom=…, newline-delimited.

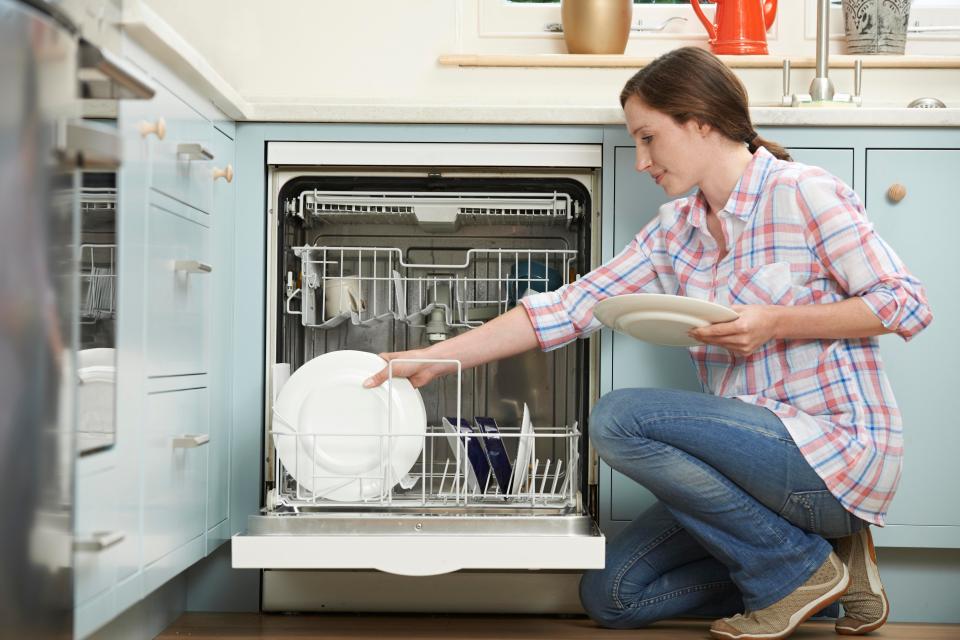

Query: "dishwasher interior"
left=234, top=144, right=606, bottom=600
left=269, top=170, right=595, bottom=511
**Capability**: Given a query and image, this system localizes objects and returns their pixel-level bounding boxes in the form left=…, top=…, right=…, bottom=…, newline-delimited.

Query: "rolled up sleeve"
left=521, top=221, right=665, bottom=351
left=797, top=171, right=933, bottom=341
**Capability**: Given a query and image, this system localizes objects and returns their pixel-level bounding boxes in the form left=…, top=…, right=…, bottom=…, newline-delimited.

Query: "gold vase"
left=561, top=0, right=633, bottom=54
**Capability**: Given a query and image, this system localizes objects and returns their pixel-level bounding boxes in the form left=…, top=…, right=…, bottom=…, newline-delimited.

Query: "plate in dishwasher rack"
left=272, top=350, right=426, bottom=501
left=593, top=293, right=739, bottom=347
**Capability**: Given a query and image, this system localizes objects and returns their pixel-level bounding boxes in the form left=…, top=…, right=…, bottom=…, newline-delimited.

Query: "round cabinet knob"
left=213, top=164, right=234, bottom=183
left=886, top=183, right=907, bottom=204
left=139, top=117, right=166, bottom=140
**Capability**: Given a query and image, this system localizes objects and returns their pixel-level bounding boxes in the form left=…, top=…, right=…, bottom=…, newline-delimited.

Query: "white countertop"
left=122, top=2, right=960, bottom=128
left=249, top=102, right=960, bottom=127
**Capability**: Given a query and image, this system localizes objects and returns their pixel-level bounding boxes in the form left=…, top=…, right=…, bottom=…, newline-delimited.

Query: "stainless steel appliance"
left=1, top=1, right=151, bottom=637
left=232, top=142, right=606, bottom=611
left=0, top=1, right=80, bottom=637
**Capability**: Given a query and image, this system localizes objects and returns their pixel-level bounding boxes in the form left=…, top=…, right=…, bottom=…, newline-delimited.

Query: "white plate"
left=510, top=403, right=535, bottom=495
left=78, top=347, right=114, bottom=368
left=272, top=350, right=426, bottom=501
left=77, top=363, right=115, bottom=436
left=593, top=293, right=739, bottom=347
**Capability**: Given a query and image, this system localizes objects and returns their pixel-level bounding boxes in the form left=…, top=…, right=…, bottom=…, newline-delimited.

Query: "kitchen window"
left=478, top=0, right=958, bottom=51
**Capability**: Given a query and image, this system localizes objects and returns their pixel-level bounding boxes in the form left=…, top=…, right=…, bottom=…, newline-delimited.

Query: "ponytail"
left=745, top=131, right=792, bottom=161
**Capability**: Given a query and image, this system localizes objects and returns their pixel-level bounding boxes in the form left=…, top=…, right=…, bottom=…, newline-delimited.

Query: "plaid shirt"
left=521, top=147, right=933, bottom=525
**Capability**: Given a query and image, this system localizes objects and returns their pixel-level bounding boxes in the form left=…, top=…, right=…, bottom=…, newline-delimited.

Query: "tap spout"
left=810, top=0, right=835, bottom=101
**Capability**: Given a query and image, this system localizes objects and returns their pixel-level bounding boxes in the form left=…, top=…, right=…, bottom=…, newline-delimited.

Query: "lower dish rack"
left=232, top=359, right=605, bottom=576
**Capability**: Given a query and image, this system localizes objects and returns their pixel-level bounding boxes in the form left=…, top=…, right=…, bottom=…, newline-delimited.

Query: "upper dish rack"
left=284, top=190, right=580, bottom=230
left=285, top=245, right=578, bottom=335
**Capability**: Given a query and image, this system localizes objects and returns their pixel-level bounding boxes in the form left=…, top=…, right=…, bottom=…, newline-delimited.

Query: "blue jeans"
left=580, top=388, right=864, bottom=629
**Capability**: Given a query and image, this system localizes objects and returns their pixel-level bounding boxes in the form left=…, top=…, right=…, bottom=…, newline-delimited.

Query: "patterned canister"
left=842, top=0, right=912, bottom=54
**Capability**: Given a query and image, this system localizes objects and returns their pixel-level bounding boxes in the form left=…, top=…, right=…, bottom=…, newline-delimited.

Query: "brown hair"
left=619, top=47, right=791, bottom=161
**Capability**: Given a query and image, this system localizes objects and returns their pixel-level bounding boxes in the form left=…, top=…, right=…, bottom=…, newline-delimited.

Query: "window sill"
left=438, top=54, right=960, bottom=69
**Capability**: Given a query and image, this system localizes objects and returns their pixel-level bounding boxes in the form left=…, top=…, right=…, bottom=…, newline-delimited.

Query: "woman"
left=364, top=47, right=931, bottom=640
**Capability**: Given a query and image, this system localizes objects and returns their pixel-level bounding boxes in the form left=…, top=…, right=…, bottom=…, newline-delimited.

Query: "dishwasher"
left=232, top=142, right=606, bottom=613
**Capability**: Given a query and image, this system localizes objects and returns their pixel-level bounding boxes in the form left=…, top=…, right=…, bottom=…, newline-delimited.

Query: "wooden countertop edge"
left=439, top=54, right=960, bottom=69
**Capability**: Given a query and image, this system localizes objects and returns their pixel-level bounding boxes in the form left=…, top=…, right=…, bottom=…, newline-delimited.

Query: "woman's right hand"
left=362, top=349, right=459, bottom=389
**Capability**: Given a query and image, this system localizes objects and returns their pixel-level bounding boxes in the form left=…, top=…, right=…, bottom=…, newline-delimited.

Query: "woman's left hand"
left=688, top=304, right=781, bottom=357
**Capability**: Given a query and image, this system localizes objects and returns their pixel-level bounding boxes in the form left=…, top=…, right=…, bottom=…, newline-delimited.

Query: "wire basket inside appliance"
left=285, top=190, right=578, bottom=227
left=268, top=359, right=580, bottom=514
left=79, top=243, right=116, bottom=322
left=78, top=186, right=117, bottom=323
left=284, top=245, right=577, bottom=331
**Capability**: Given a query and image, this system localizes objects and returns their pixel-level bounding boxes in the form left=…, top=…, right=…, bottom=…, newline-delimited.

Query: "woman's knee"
left=590, top=388, right=643, bottom=449
left=590, top=388, right=667, bottom=456
left=578, top=567, right=663, bottom=629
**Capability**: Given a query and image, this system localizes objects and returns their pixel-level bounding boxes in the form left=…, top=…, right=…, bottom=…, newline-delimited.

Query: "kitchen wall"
left=142, top=0, right=960, bottom=113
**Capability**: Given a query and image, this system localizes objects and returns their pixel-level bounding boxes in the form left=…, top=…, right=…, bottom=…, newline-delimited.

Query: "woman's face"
left=622, top=95, right=709, bottom=197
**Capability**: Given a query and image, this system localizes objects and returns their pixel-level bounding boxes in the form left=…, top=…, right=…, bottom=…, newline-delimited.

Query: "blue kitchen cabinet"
left=73, top=38, right=237, bottom=638
left=599, top=130, right=856, bottom=536
left=144, top=193, right=212, bottom=378
left=207, top=128, right=236, bottom=553
left=864, top=148, right=960, bottom=549
left=142, top=384, right=209, bottom=570
left=600, top=142, right=702, bottom=530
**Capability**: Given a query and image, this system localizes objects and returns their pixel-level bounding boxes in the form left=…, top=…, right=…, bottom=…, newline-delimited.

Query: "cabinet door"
left=143, top=386, right=210, bottom=565
left=786, top=148, right=854, bottom=188
left=865, top=149, right=960, bottom=543
left=603, top=145, right=703, bottom=530
left=145, top=195, right=212, bottom=377
left=603, top=144, right=856, bottom=531
left=206, top=129, right=236, bottom=551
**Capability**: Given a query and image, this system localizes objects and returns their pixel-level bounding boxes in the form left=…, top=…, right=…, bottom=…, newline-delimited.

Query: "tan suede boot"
left=710, top=552, right=849, bottom=640
left=834, top=528, right=889, bottom=635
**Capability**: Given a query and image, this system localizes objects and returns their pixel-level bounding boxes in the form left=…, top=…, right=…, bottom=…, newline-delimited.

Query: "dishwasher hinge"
left=587, top=445, right=600, bottom=521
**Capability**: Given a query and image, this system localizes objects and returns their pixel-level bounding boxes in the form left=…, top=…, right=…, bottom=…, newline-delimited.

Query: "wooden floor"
left=158, top=613, right=959, bottom=639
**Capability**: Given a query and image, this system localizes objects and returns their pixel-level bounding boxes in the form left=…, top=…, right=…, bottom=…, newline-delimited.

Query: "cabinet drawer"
left=143, top=386, right=209, bottom=565
left=75, top=463, right=123, bottom=606
left=138, top=79, right=214, bottom=213
left=145, top=195, right=211, bottom=377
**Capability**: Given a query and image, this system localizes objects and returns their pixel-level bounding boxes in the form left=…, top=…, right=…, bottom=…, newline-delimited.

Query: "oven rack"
left=285, top=190, right=578, bottom=229
left=285, top=245, right=577, bottom=333
left=267, top=358, right=581, bottom=514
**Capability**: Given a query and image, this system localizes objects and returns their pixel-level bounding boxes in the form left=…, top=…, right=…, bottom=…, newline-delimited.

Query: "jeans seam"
left=611, top=524, right=684, bottom=610
left=640, top=415, right=795, bottom=444
left=629, top=580, right=735, bottom=608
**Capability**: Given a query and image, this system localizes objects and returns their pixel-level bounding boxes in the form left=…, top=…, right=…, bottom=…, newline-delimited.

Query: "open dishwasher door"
left=232, top=142, right=605, bottom=578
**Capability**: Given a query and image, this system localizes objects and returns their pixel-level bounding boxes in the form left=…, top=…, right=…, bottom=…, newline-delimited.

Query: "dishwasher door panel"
left=232, top=529, right=603, bottom=576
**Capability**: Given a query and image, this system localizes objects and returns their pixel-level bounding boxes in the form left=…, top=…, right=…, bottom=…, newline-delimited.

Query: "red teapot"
left=690, top=0, right=777, bottom=55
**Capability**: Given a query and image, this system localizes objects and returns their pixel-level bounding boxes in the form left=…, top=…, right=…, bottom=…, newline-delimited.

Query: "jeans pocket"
left=779, top=490, right=855, bottom=539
